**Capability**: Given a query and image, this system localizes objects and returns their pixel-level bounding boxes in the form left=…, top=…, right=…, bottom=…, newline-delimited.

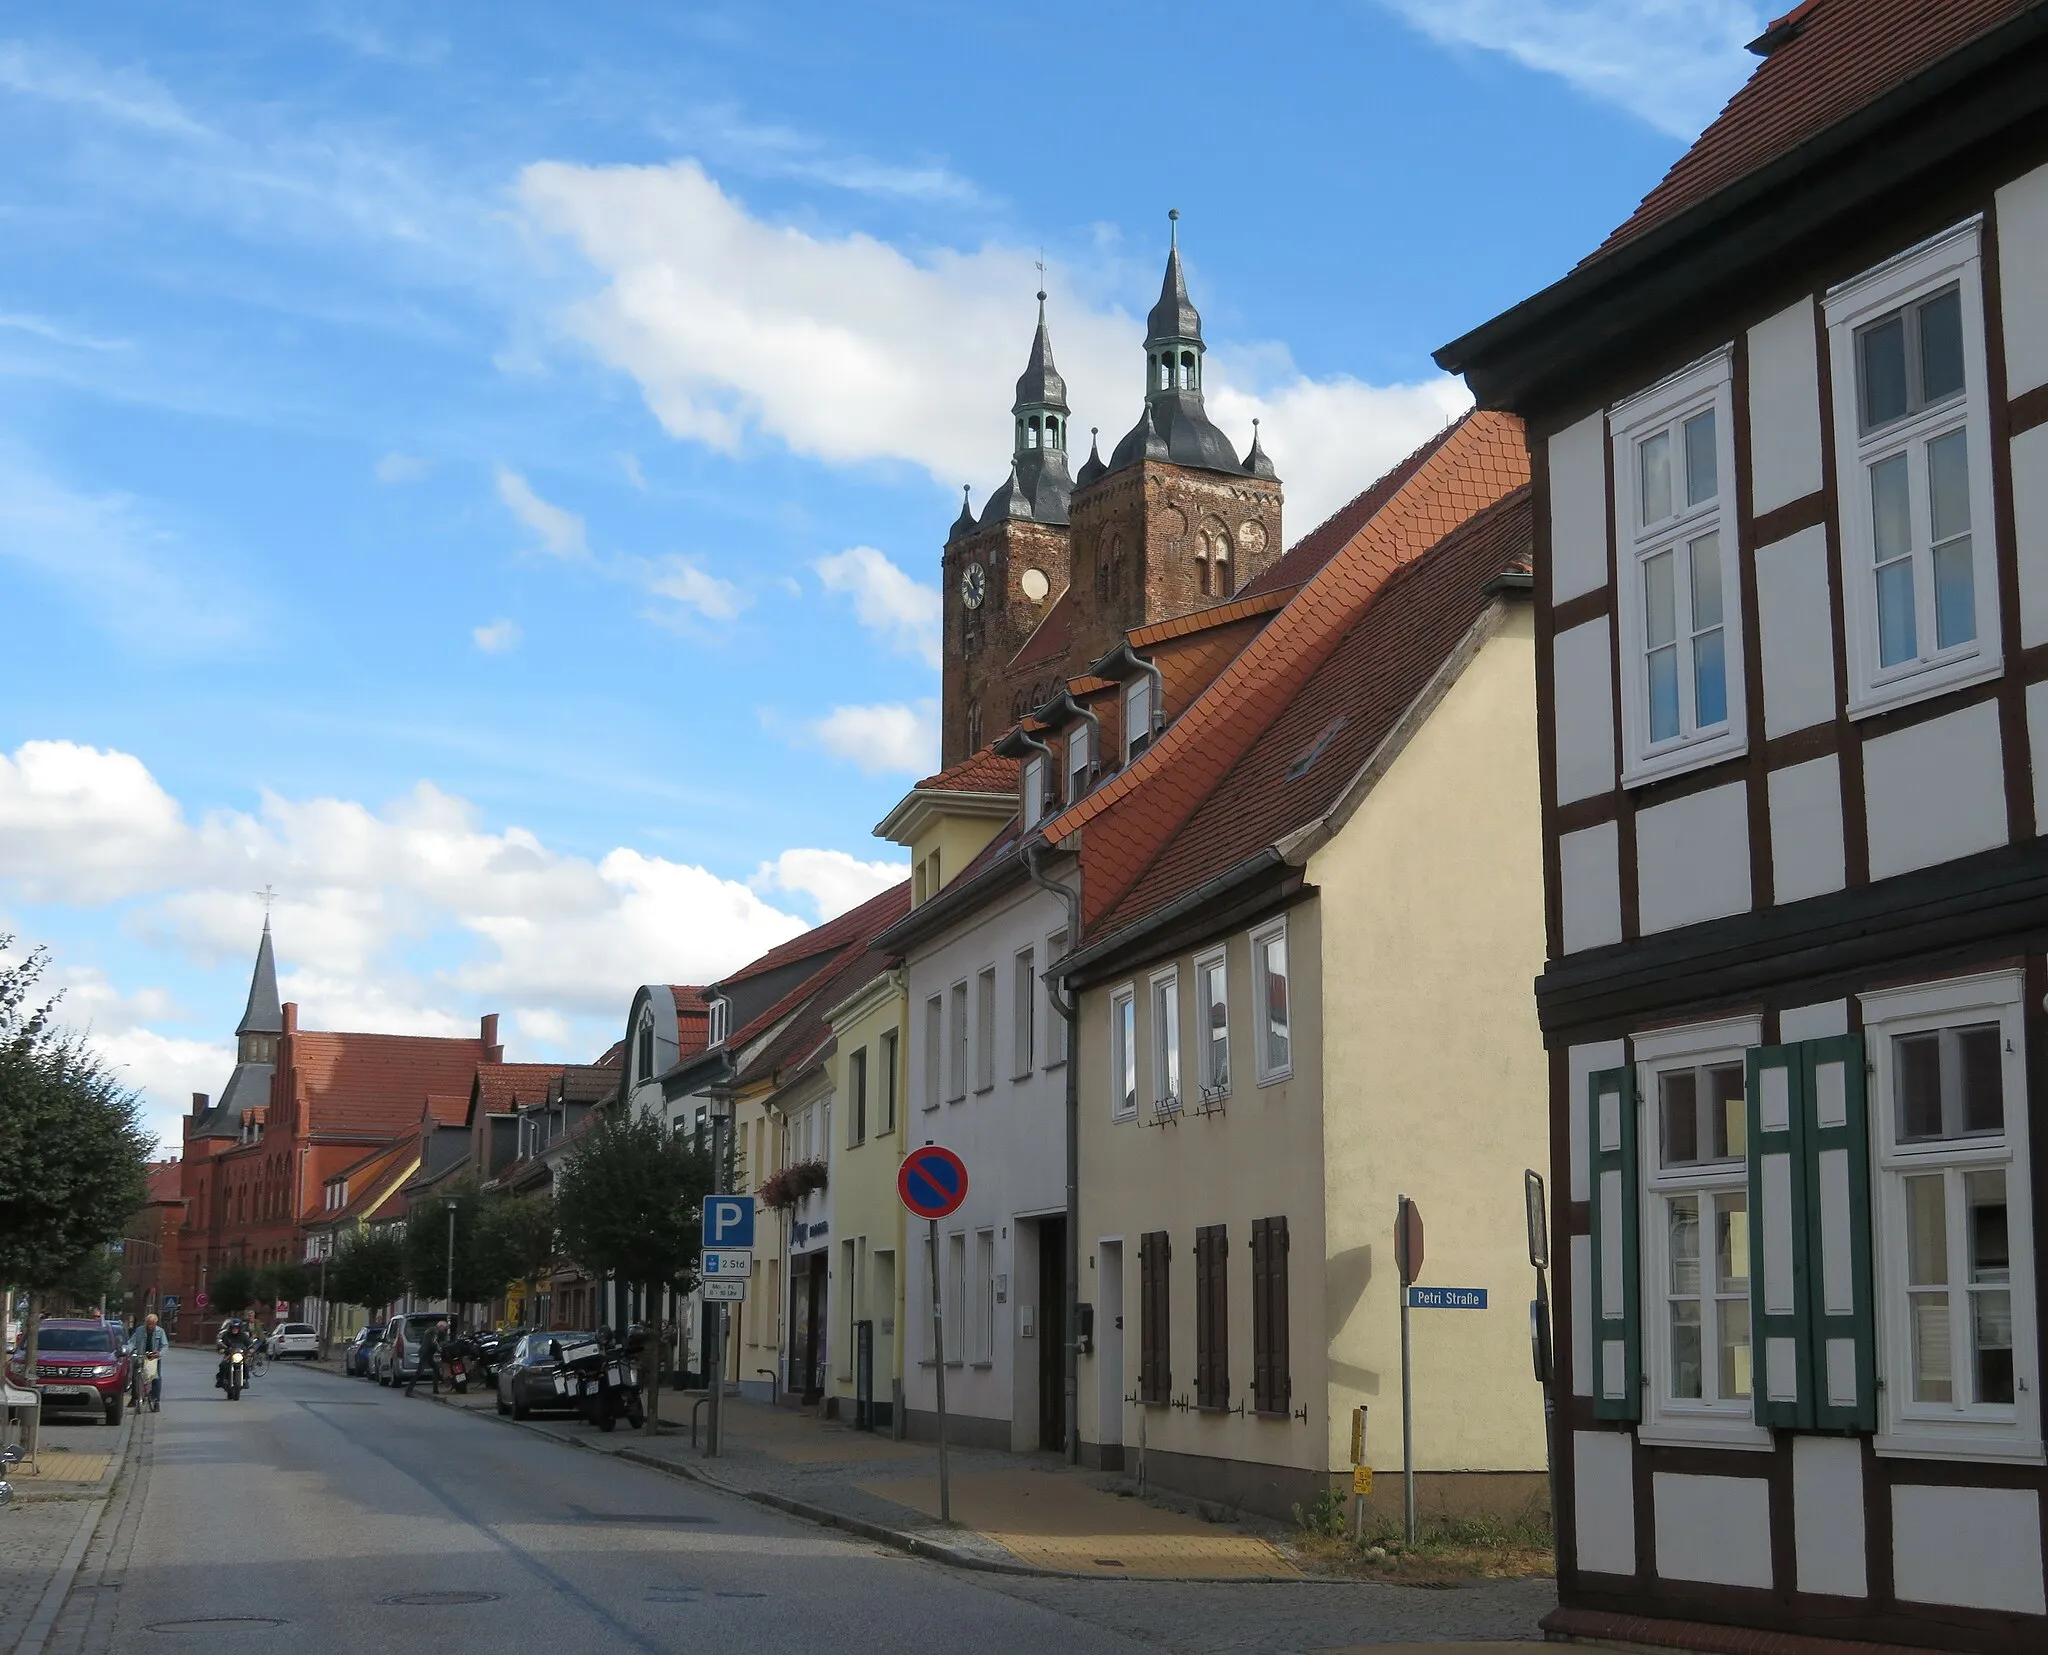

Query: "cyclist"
left=129, top=1312, right=169, bottom=1412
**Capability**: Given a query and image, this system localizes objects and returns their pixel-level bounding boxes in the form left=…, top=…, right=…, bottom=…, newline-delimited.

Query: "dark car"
left=345, top=1323, right=385, bottom=1377
left=5, top=1320, right=132, bottom=1424
left=497, top=1331, right=588, bottom=1420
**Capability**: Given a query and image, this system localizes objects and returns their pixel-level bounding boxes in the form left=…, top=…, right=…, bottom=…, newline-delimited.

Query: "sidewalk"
left=0, top=1417, right=132, bottom=1655
left=414, top=1375, right=1304, bottom=1580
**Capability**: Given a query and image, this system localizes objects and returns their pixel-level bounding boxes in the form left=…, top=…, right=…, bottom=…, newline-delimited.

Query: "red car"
left=5, top=1319, right=132, bottom=1424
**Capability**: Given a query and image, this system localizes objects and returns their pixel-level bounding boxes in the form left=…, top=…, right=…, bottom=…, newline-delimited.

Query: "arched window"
left=1180, top=351, right=1196, bottom=389
left=1028, top=416, right=1041, bottom=449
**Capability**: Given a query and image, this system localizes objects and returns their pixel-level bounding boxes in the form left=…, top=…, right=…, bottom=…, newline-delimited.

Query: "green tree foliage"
left=554, top=1105, right=716, bottom=1434
left=0, top=936, right=153, bottom=1373
left=484, top=1192, right=559, bottom=1319
left=268, top=1260, right=312, bottom=1306
left=209, top=1261, right=258, bottom=1320
left=402, top=1180, right=507, bottom=1314
left=327, top=1226, right=408, bottom=1314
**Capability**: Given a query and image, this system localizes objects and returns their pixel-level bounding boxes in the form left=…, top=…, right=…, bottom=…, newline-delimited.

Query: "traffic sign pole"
left=897, top=1144, right=968, bottom=1527
left=928, top=1215, right=950, bottom=1524
left=1395, top=1193, right=1423, bottom=1548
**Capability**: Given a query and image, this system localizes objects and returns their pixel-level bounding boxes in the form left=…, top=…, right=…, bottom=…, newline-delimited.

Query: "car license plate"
left=44, top=1386, right=90, bottom=1400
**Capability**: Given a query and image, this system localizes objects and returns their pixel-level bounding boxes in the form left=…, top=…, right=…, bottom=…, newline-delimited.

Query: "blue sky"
left=0, top=2, right=1766, bottom=1148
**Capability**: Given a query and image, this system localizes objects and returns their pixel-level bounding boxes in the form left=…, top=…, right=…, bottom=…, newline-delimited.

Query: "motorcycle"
left=551, top=1326, right=645, bottom=1432
left=469, top=1328, right=518, bottom=1389
left=217, top=1347, right=246, bottom=1401
left=439, top=1336, right=474, bottom=1395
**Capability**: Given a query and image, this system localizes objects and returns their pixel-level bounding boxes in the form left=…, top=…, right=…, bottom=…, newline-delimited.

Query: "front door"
left=803, top=1257, right=827, bottom=1402
left=1037, top=1215, right=1067, bottom=1451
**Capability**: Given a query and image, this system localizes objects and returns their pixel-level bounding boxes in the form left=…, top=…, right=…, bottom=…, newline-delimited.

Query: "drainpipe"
left=1024, top=838, right=1082, bottom=1466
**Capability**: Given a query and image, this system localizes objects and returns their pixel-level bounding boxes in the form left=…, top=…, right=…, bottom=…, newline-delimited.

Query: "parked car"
left=344, top=1323, right=385, bottom=1377
left=367, top=1327, right=397, bottom=1384
left=5, top=1320, right=132, bottom=1424
left=377, top=1312, right=449, bottom=1388
left=497, top=1330, right=587, bottom=1420
left=269, top=1322, right=318, bottom=1360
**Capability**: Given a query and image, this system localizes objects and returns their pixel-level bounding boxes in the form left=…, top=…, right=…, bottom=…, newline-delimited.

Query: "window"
left=1194, top=1224, right=1228, bottom=1409
left=948, top=982, right=969, bottom=1102
left=878, top=1029, right=898, bottom=1135
left=847, top=1048, right=867, bottom=1147
left=1022, top=756, right=1047, bottom=830
left=1067, top=728, right=1091, bottom=804
left=1251, top=1216, right=1290, bottom=1414
left=1139, top=1230, right=1170, bottom=1404
left=920, top=1232, right=937, bottom=1360
left=1252, top=920, right=1291, bottom=1083
left=1110, top=986, right=1137, bottom=1119
left=975, top=1229, right=996, bottom=1363
left=1826, top=221, right=1999, bottom=714
left=1150, top=969, right=1181, bottom=1111
left=1045, top=930, right=1069, bottom=1066
left=945, top=1232, right=966, bottom=1366
left=1124, top=677, right=1155, bottom=762
left=913, top=848, right=943, bottom=907
left=1865, top=972, right=2038, bottom=1460
left=1196, top=949, right=1228, bottom=1096
left=707, top=998, right=728, bottom=1046
left=975, top=967, right=997, bottom=1092
left=1609, top=350, right=1743, bottom=783
left=1012, top=948, right=1036, bottom=1079
left=923, top=995, right=942, bottom=1111
left=1634, top=1020, right=1763, bottom=1447
left=636, top=1017, right=654, bottom=1083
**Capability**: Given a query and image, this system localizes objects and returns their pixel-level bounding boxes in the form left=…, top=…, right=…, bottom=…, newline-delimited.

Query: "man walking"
left=405, top=1319, right=446, bottom=1397
left=130, top=1312, right=169, bottom=1412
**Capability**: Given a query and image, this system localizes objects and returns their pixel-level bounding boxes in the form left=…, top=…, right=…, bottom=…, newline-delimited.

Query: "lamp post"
left=444, top=1198, right=459, bottom=1324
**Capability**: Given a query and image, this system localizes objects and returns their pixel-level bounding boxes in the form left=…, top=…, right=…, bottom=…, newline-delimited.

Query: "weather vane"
left=255, top=884, right=277, bottom=914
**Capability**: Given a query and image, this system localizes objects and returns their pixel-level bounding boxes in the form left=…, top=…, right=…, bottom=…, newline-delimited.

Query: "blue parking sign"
left=703, top=1195, right=756, bottom=1250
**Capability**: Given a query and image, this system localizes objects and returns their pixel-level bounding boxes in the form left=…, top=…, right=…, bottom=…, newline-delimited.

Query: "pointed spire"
left=1244, top=416, right=1278, bottom=480
left=1014, top=289, right=1069, bottom=416
left=950, top=484, right=977, bottom=539
left=1076, top=426, right=1106, bottom=486
left=1003, top=458, right=1034, bottom=519
left=1146, top=210, right=1202, bottom=348
left=237, top=917, right=283, bottom=1037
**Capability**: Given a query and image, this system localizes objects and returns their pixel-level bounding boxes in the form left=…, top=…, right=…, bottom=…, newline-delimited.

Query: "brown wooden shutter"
left=1194, top=1224, right=1227, bottom=1408
left=1139, top=1229, right=1171, bottom=1404
left=1252, top=1215, right=1291, bottom=1414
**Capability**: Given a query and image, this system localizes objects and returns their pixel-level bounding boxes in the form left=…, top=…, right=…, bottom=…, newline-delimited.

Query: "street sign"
left=195, top=1293, right=209, bottom=1310
left=1395, top=1196, right=1424, bottom=1287
left=1352, top=1465, right=1374, bottom=1495
left=701, top=1250, right=752, bottom=1277
left=703, top=1195, right=757, bottom=1250
left=274, top=1299, right=289, bottom=1317
left=702, top=1279, right=746, bottom=1302
left=1524, top=1168, right=1549, bottom=1269
left=898, top=1144, right=968, bottom=1220
left=161, top=1296, right=179, bottom=1310
left=1406, top=1286, right=1488, bottom=1309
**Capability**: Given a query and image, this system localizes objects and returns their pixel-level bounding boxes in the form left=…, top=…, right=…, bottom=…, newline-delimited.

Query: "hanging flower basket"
left=757, top=1169, right=795, bottom=1211
left=787, top=1158, right=828, bottom=1200
left=758, top=1158, right=828, bottom=1212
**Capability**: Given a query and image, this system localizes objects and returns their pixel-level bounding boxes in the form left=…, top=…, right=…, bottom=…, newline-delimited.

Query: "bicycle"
left=248, top=1343, right=271, bottom=1381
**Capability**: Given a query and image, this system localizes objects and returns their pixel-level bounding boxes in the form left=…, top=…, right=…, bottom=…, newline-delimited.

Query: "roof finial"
left=255, top=884, right=277, bottom=917
left=1168, top=207, right=1179, bottom=249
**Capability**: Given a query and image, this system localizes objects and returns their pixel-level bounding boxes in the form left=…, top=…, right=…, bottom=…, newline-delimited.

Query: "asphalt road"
left=37, top=1349, right=1550, bottom=1655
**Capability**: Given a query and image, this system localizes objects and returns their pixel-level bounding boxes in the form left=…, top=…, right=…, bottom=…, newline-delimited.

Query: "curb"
left=14, top=1410, right=134, bottom=1655
left=404, top=1382, right=1305, bottom=1585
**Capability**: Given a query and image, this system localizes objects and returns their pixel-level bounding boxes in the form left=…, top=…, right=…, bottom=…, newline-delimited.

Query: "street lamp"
left=444, top=1198, right=459, bottom=1325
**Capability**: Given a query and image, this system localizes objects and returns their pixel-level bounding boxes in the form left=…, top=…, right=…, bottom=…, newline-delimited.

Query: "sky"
left=0, top=1, right=1768, bottom=1151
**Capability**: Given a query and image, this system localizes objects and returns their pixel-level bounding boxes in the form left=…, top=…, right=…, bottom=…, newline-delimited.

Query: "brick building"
left=941, top=224, right=1283, bottom=762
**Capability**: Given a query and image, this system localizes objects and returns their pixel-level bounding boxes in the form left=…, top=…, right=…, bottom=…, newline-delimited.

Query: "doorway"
left=788, top=1253, right=827, bottom=1404
left=1036, top=1214, right=1067, bottom=1451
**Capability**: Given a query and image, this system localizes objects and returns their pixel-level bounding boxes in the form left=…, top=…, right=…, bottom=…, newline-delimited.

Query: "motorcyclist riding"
left=215, top=1318, right=252, bottom=1396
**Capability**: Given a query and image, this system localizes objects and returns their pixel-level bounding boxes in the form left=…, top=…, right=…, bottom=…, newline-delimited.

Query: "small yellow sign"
left=1352, top=1465, right=1373, bottom=1495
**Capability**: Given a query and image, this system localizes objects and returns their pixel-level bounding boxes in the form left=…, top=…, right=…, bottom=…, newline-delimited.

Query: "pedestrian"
left=406, top=1319, right=445, bottom=1397
left=130, top=1313, right=169, bottom=1412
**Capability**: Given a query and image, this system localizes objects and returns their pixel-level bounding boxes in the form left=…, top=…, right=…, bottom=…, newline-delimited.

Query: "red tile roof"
left=472, top=1063, right=566, bottom=1114
left=145, top=1161, right=182, bottom=1204
left=720, top=881, right=913, bottom=1052
left=1009, top=586, right=1078, bottom=674
left=717, top=881, right=913, bottom=988
left=1042, top=411, right=1529, bottom=931
left=1599, top=0, right=2035, bottom=255
left=306, top=1140, right=418, bottom=1228
left=424, top=1092, right=471, bottom=1128
left=1102, top=489, right=1533, bottom=935
left=668, top=985, right=711, bottom=1061
left=913, top=747, right=1020, bottom=794
left=291, top=1030, right=489, bottom=1139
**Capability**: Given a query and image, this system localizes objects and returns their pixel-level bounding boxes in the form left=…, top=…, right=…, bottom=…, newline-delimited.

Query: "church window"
left=1180, top=351, right=1197, bottom=389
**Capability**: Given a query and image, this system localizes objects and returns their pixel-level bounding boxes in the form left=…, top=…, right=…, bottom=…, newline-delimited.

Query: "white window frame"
left=847, top=1046, right=867, bottom=1147
left=1044, top=930, right=1069, bottom=1068
left=948, top=980, right=969, bottom=1102
left=922, top=994, right=943, bottom=1112
left=1862, top=970, right=2040, bottom=1463
left=975, top=966, right=997, bottom=1092
left=1110, top=984, right=1137, bottom=1120
left=1123, top=678, right=1154, bottom=763
left=1194, top=946, right=1229, bottom=1097
left=1610, top=348, right=1745, bottom=786
left=1826, top=219, right=2001, bottom=717
left=1012, top=946, right=1036, bottom=1080
left=1067, top=727, right=1091, bottom=804
left=974, top=1228, right=997, bottom=1364
left=707, top=998, right=728, bottom=1046
left=878, top=1027, right=898, bottom=1135
left=1021, top=756, right=1047, bottom=830
left=1251, top=917, right=1292, bottom=1085
left=1149, top=966, right=1181, bottom=1111
left=1633, top=1016, right=1769, bottom=1450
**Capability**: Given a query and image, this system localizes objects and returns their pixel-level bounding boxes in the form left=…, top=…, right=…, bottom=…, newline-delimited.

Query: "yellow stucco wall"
left=825, top=976, right=910, bottom=1414
left=909, top=814, right=1007, bottom=905
left=1310, top=602, right=1548, bottom=1477
left=1073, top=606, right=1548, bottom=1483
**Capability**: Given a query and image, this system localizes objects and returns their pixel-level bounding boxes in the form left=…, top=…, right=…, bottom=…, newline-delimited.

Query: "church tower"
left=940, top=293, right=1078, bottom=765
left=186, top=917, right=284, bottom=1142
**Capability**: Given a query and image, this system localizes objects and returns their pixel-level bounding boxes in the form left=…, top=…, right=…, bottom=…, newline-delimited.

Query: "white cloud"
left=0, top=741, right=191, bottom=903
left=0, top=312, right=127, bottom=352
left=644, top=556, right=745, bottom=623
left=472, top=617, right=522, bottom=653
left=516, top=157, right=1473, bottom=545
left=1377, top=1, right=1762, bottom=139
left=750, top=848, right=908, bottom=922
left=620, top=452, right=647, bottom=490
left=807, top=701, right=938, bottom=776
left=0, top=40, right=208, bottom=137
left=495, top=467, right=589, bottom=559
left=660, top=102, right=983, bottom=205
left=814, top=546, right=942, bottom=669
left=376, top=451, right=428, bottom=484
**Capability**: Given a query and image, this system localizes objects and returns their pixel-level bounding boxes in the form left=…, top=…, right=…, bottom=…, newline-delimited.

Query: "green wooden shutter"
left=1587, top=1065, right=1641, bottom=1421
left=1800, top=1035, right=1876, bottom=1433
left=1747, top=1044, right=1814, bottom=1430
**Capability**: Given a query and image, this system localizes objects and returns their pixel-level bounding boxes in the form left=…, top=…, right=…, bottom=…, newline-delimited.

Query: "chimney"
left=481, top=1012, right=503, bottom=1063
left=192, top=1092, right=209, bottom=1116
left=283, top=1002, right=299, bottom=1034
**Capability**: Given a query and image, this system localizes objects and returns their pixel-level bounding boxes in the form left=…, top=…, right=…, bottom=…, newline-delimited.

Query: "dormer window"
left=1067, top=727, right=1091, bottom=804
left=635, top=1016, right=655, bottom=1085
left=1124, top=677, right=1155, bottom=762
left=1022, top=756, right=1048, bottom=829
left=708, top=998, right=729, bottom=1047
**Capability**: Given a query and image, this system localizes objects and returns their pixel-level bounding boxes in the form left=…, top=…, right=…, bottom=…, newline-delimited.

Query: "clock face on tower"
left=961, top=562, right=987, bottom=609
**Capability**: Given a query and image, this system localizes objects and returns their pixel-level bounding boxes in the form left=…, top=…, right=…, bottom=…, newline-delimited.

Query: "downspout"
left=1024, top=837, right=1083, bottom=1466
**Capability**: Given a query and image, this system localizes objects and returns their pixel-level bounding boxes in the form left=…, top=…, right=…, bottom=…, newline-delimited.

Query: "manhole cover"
left=147, top=1617, right=284, bottom=1632
left=377, top=1591, right=502, bottom=1606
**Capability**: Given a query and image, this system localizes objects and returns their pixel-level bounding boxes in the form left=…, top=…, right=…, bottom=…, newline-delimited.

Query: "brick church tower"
left=940, top=219, right=1283, bottom=765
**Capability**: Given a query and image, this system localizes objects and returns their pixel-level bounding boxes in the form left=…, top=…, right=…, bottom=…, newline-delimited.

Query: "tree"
left=0, top=936, right=153, bottom=1379
left=268, top=1260, right=312, bottom=1307
left=403, top=1181, right=507, bottom=1318
left=555, top=1106, right=716, bottom=1434
left=484, top=1192, right=560, bottom=1325
left=327, top=1226, right=408, bottom=1315
left=209, top=1261, right=258, bottom=1320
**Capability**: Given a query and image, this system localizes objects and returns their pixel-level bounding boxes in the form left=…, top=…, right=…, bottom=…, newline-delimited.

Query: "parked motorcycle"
left=440, top=1335, right=475, bottom=1395
left=551, top=1326, right=645, bottom=1432
left=469, top=1328, right=519, bottom=1389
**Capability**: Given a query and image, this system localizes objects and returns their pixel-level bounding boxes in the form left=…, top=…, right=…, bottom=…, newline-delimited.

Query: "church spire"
left=1013, top=289, right=1070, bottom=457
left=237, top=916, right=283, bottom=1042
left=1145, top=208, right=1204, bottom=401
